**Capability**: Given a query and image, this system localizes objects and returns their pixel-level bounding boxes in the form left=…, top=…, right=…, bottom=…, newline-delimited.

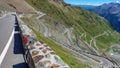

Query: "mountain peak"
left=89, top=2, right=120, bottom=32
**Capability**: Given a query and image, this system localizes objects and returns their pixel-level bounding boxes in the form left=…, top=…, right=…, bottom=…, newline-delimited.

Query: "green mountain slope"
left=22, top=0, right=120, bottom=67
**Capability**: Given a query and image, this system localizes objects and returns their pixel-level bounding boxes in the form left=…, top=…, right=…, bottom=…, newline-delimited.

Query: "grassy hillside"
left=23, top=0, right=120, bottom=67
left=21, top=17, right=94, bottom=68
left=31, top=27, right=89, bottom=68
left=25, top=0, right=111, bottom=35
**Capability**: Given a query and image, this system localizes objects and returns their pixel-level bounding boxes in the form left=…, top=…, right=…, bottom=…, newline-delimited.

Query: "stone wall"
left=19, top=20, right=70, bottom=68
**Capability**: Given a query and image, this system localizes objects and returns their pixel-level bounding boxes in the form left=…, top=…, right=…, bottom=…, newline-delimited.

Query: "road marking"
left=0, top=30, right=14, bottom=66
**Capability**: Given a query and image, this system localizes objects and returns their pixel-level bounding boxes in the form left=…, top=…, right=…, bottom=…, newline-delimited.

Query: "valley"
left=0, top=0, right=120, bottom=68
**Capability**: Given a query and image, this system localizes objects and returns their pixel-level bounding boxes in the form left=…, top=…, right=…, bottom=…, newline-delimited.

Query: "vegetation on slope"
left=25, top=0, right=120, bottom=52
left=21, top=17, right=92, bottom=67
left=24, top=0, right=120, bottom=67
left=23, top=24, right=89, bottom=68
left=25, top=0, right=110, bottom=35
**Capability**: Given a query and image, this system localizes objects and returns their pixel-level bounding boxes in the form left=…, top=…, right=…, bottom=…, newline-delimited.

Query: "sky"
left=64, top=0, right=120, bottom=5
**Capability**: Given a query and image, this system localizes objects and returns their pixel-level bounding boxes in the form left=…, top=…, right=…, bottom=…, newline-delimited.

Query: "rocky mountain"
left=74, top=5, right=96, bottom=9
left=89, top=3, right=120, bottom=32
left=20, top=0, right=120, bottom=67
left=0, top=0, right=35, bottom=13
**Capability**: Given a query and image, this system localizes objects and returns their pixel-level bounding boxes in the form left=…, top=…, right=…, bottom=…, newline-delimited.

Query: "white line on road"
left=0, top=30, right=14, bottom=66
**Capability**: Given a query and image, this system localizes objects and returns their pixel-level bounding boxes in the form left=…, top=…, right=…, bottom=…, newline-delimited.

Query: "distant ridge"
left=88, top=2, right=120, bottom=32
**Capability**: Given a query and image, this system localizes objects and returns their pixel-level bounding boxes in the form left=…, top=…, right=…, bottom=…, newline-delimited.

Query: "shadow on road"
left=14, top=17, right=24, bottom=54
left=13, top=17, right=28, bottom=68
left=13, top=62, right=28, bottom=68
left=14, top=33, right=24, bottom=54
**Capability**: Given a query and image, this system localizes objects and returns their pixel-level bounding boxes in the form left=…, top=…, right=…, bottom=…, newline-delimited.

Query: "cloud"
left=116, top=0, right=119, bottom=3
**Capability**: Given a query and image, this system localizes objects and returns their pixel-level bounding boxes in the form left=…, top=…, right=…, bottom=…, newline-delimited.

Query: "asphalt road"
left=0, top=14, right=14, bottom=55
left=0, top=14, right=28, bottom=68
